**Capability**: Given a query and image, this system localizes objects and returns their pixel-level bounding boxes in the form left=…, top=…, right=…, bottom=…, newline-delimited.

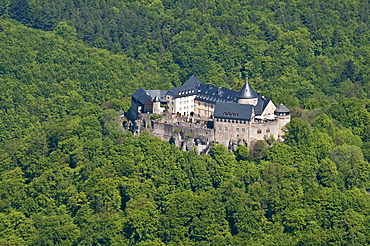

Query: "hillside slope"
left=0, top=2, right=370, bottom=244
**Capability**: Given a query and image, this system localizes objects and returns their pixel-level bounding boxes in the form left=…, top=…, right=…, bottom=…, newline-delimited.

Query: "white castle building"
left=127, top=75, right=290, bottom=149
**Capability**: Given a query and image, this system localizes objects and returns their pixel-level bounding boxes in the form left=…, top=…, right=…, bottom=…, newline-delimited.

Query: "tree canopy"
left=1, top=0, right=370, bottom=244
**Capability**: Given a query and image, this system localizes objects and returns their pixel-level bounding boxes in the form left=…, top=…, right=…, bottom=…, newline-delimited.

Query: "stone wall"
left=133, top=113, right=290, bottom=152
left=214, top=118, right=289, bottom=150
left=214, top=119, right=251, bottom=149
left=250, top=120, right=280, bottom=142
left=148, top=121, right=214, bottom=154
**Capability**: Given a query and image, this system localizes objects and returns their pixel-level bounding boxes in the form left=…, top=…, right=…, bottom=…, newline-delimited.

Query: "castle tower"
left=236, top=78, right=258, bottom=106
left=275, top=103, right=291, bottom=138
left=152, top=96, right=161, bottom=114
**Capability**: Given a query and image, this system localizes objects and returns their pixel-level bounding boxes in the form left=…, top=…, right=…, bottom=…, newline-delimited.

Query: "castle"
left=126, top=75, right=290, bottom=151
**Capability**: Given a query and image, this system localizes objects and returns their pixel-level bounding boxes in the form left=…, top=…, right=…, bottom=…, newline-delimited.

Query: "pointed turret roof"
left=236, top=78, right=258, bottom=99
left=153, top=96, right=160, bottom=102
left=276, top=104, right=290, bottom=113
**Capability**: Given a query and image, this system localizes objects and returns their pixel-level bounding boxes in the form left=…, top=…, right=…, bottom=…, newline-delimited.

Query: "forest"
left=1, top=0, right=370, bottom=245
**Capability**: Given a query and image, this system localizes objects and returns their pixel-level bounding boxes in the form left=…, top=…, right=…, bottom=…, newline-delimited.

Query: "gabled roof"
left=132, top=88, right=146, bottom=100
left=276, top=104, right=290, bottom=113
left=254, top=97, right=271, bottom=115
left=145, top=90, right=168, bottom=103
left=183, top=75, right=204, bottom=87
left=166, top=75, right=205, bottom=98
left=236, top=80, right=258, bottom=99
left=138, top=92, right=150, bottom=104
left=214, top=102, right=253, bottom=121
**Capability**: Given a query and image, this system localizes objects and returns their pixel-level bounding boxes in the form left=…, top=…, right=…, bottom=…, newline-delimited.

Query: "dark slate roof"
left=132, top=88, right=146, bottom=101
left=214, top=102, right=253, bottom=121
left=183, top=75, right=204, bottom=87
left=276, top=104, right=290, bottom=112
left=254, top=97, right=271, bottom=115
left=236, top=81, right=258, bottom=99
left=138, top=92, right=150, bottom=104
left=145, top=90, right=168, bottom=103
left=167, top=84, right=198, bottom=98
left=166, top=75, right=204, bottom=98
left=196, top=84, right=237, bottom=104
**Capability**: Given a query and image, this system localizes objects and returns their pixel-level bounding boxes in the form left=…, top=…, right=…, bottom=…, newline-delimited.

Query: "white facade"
left=261, top=100, right=277, bottom=118
left=167, top=94, right=196, bottom=116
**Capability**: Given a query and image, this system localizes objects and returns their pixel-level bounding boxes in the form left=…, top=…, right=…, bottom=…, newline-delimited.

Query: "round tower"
left=275, top=103, right=291, bottom=138
left=275, top=104, right=290, bottom=117
left=152, top=96, right=161, bottom=114
left=236, top=78, right=258, bottom=106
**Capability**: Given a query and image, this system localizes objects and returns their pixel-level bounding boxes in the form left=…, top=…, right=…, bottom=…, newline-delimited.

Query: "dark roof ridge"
left=183, top=75, right=204, bottom=87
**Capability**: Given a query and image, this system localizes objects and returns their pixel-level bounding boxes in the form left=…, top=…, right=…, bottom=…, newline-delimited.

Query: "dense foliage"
left=3, top=0, right=370, bottom=106
left=1, top=0, right=370, bottom=245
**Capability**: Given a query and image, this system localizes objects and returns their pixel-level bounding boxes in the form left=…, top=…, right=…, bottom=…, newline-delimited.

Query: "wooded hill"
left=1, top=0, right=370, bottom=245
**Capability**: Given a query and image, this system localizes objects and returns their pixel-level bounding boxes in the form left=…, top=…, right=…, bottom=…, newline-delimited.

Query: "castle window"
left=236, top=128, right=239, bottom=132
left=219, top=126, right=222, bottom=131
left=242, top=128, right=245, bottom=133
left=223, top=112, right=227, bottom=116
left=225, top=127, right=228, bottom=131
left=198, top=102, right=200, bottom=106
left=266, top=128, right=270, bottom=133
left=257, top=129, right=262, bottom=134
left=211, top=104, right=214, bottom=109
left=204, top=103, right=207, bottom=107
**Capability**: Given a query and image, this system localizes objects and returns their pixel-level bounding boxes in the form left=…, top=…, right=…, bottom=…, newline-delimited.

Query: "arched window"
left=257, top=129, right=262, bottom=134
